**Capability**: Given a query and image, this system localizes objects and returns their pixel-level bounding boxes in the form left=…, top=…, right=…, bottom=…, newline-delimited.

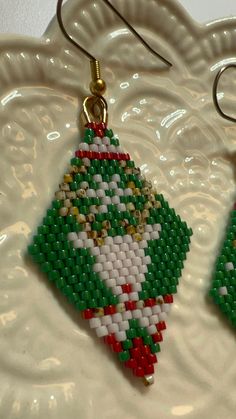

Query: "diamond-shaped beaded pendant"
left=210, top=203, right=236, bottom=328
left=28, top=122, right=192, bottom=384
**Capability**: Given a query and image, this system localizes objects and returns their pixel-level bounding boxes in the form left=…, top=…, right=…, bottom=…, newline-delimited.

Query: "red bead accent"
left=141, top=345, right=151, bottom=356
left=139, top=356, right=149, bottom=369
left=148, top=354, right=157, bottom=364
left=125, top=358, right=137, bottom=369
left=152, top=332, right=163, bottom=343
left=130, top=347, right=141, bottom=359
left=122, top=284, right=132, bottom=293
left=112, top=342, right=122, bottom=353
left=133, top=337, right=143, bottom=347
left=134, top=367, right=145, bottom=377
left=125, top=301, right=136, bottom=311
left=104, top=334, right=116, bottom=345
left=163, top=294, right=173, bottom=304
left=157, top=321, right=166, bottom=331
left=144, top=298, right=156, bottom=307
left=233, top=202, right=236, bottom=210
left=82, top=309, right=93, bottom=319
left=104, top=305, right=116, bottom=315
left=145, top=364, right=154, bottom=375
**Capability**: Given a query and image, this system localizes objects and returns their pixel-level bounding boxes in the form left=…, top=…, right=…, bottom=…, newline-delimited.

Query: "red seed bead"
left=104, top=305, right=116, bottom=315
left=122, top=284, right=132, bottom=293
left=163, top=294, right=173, bottom=304
left=152, top=332, right=163, bottom=343
left=139, top=356, right=149, bottom=369
left=104, top=334, right=116, bottom=345
left=233, top=202, right=236, bottom=210
left=145, top=364, right=154, bottom=375
left=134, top=367, right=145, bottom=377
left=157, top=321, right=166, bottom=331
left=144, top=298, right=156, bottom=307
left=141, top=345, right=151, bottom=356
left=133, top=337, right=143, bottom=347
left=113, top=342, right=122, bottom=352
left=148, top=354, right=157, bottom=364
left=125, top=358, right=137, bottom=369
left=82, top=309, right=93, bottom=319
left=130, top=347, right=141, bottom=359
left=125, top=301, right=136, bottom=311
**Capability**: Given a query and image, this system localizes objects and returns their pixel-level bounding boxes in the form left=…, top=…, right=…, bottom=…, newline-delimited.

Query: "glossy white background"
left=0, top=0, right=236, bottom=35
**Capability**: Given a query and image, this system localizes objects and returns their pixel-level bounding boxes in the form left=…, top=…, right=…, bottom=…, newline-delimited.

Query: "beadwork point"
left=143, top=375, right=154, bottom=386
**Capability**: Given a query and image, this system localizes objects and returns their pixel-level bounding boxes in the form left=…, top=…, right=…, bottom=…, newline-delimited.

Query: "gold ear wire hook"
left=213, top=64, right=236, bottom=123
left=57, top=0, right=172, bottom=98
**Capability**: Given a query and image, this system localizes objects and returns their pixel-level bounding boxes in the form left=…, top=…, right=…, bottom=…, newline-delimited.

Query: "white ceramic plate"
left=1, top=0, right=236, bottom=418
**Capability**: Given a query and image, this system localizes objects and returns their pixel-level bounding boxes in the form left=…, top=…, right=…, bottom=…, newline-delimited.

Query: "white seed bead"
left=154, top=223, right=161, bottom=231
left=103, top=261, right=113, bottom=271
left=149, top=315, right=159, bottom=325
left=68, top=232, right=78, bottom=241
left=150, top=231, right=160, bottom=240
left=100, top=245, right=110, bottom=254
left=100, top=182, right=108, bottom=190
left=147, top=325, right=157, bottom=335
left=127, top=250, right=135, bottom=259
left=79, top=142, right=89, bottom=151
left=112, top=313, right=122, bottom=323
left=102, top=136, right=110, bottom=145
left=111, top=196, right=120, bottom=204
left=80, top=181, right=89, bottom=189
left=82, top=157, right=90, bottom=166
left=145, top=224, right=153, bottom=232
left=143, top=232, right=150, bottom=241
left=90, top=143, right=99, bottom=152
left=101, top=315, right=112, bottom=326
left=152, top=305, right=161, bottom=314
left=120, top=243, right=129, bottom=252
left=132, top=283, right=142, bottom=292
left=94, top=136, right=102, bottom=145
left=116, top=276, right=126, bottom=285
left=116, top=251, right=126, bottom=260
left=115, top=188, right=124, bottom=196
left=109, top=181, right=117, bottom=190
left=111, top=174, right=120, bottom=182
left=135, top=249, right=145, bottom=258
left=97, top=254, right=106, bottom=263
left=114, top=236, right=123, bottom=245
left=132, top=309, right=142, bottom=319
left=111, top=244, right=119, bottom=253
left=130, top=242, right=139, bottom=251
left=109, top=269, right=119, bottom=279
left=55, top=191, right=66, bottom=200
left=143, top=256, right=151, bottom=264
left=117, top=203, right=126, bottom=212
left=96, top=326, right=108, bottom=338
left=118, top=293, right=129, bottom=302
left=139, top=265, right=148, bottom=274
left=98, top=205, right=108, bottom=213
left=98, top=144, right=107, bottom=152
left=87, top=189, right=96, bottom=198
left=137, top=273, right=145, bottom=283
left=102, top=196, right=111, bottom=205
left=115, top=331, right=127, bottom=342
left=113, top=260, right=123, bottom=270
left=219, top=286, right=228, bottom=295
left=89, top=318, right=102, bottom=328
left=126, top=275, right=136, bottom=284
left=109, top=252, right=117, bottom=262
left=225, top=262, right=234, bottom=270
left=90, top=205, right=98, bottom=214
left=73, top=239, right=83, bottom=248
left=143, top=307, right=152, bottom=316
left=124, top=188, right=132, bottom=196
left=112, top=286, right=123, bottom=295
left=123, top=259, right=132, bottom=268
left=134, top=257, right=142, bottom=266
left=104, top=236, right=113, bottom=246
left=85, top=239, right=94, bottom=248
left=78, top=232, right=88, bottom=240
left=119, top=267, right=129, bottom=276
left=105, top=278, right=116, bottom=287
left=122, top=310, right=132, bottom=320
left=136, top=300, right=144, bottom=309
left=159, top=312, right=167, bottom=321
left=93, top=174, right=102, bottom=182
left=96, top=189, right=105, bottom=198
left=129, top=292, right=139, bottom=301
left=100, top=271, right=109, bottom=280
left=119, top=320, right=129, bottom=331
left=129, top=266, right=139, bottom=275
left=139, top=317, right=149, bottom=327
left=139, top=240, right=148, bottom=249
left=162, top=304, right=171, bottom=313
left=107, top=323, right=119, bottom=333
left=116, top=303, right=125, bottom=313
left=93, top=263, right=103, bottom=272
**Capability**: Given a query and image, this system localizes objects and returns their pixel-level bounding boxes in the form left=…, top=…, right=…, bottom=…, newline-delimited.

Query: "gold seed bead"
left=127, top=225, right=136, bottom=235
left=127, top=181, right=136, bottom=189
left=77, top=214, right=86, bottom=224
left=94, top=307, right=104, bottom=317
left=133, top=233, right=142, bottom=242
left=126, top=203, right=135, bottom=211
left=137, top=224, right=145, bottom=234
left=94, top=237, right=104, bottom=246
left=64, top=174, right=73, bottom=183
left=116, top=303, right=125, bottom=313
left=70, top=207, right=79, bottom=216
left=88, top=230, right=98, bottom=239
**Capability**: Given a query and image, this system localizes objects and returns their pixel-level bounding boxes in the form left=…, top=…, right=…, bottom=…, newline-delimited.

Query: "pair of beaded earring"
left=28, top=0, right=192, bottom=385
left=210, top=64, right=236, bottom=328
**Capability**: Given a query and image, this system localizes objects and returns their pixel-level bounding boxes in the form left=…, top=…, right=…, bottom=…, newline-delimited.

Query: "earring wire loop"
left=213, top=64, right=236, bottom=123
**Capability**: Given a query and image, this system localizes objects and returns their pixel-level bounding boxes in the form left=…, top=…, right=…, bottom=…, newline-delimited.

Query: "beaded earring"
left=28, top=0, right=192, bottom=385
left=210, top=65, right=236, bottom=327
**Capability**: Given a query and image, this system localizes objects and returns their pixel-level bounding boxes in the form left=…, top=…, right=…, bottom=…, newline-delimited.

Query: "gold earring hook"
left=57, top=0, right=172, bottom=98
left=213, top=64, right=236, bottom=123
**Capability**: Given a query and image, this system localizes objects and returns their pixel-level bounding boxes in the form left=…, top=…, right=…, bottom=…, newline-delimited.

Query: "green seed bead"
left=28, top=243, right=40, bottom=255
left=76, top=300, right=87, bottom=311
left=37, top=225, right=50, bottom=235
left=126, top=328, right=136, bottom=339
left=33, top=253, right=45, bottom=263
left=150, top=343, right=161, bottom=353
left=41, top=261, right=52, bottom=273
left=71, top=157, right=82, bottom=166
left=118, top=351, right=130, bottom=362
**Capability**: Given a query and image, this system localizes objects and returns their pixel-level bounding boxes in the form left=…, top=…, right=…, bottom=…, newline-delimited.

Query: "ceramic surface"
left=0, top=0, right=236, bottom=418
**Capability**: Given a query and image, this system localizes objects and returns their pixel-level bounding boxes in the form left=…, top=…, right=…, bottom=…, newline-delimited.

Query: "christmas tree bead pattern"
left=210, top=204, right=236, bottom=328
left=28, top=122, right=192, bottom=384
